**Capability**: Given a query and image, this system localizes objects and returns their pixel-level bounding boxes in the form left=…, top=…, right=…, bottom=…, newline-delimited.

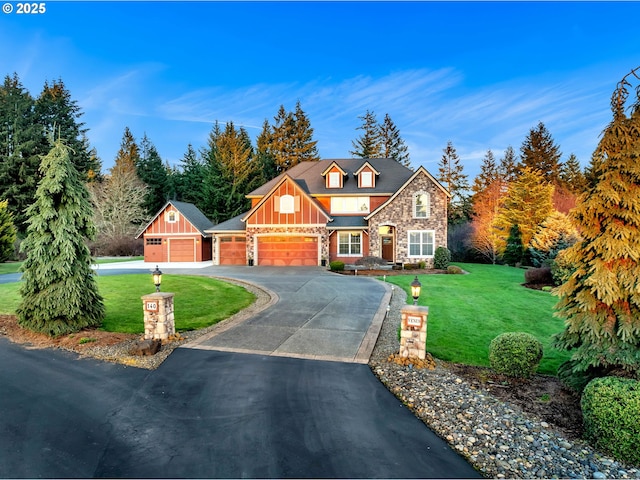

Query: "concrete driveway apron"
left=179, top=266, right=391, bottom=363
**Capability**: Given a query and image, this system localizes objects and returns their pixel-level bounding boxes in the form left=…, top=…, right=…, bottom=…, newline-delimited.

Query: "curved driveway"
left=0, top=263, right=481, bottom=478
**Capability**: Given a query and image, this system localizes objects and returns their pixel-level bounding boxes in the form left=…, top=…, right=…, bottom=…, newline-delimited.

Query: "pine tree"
left=0, top=73, right=48, bottom=233
left=502, top=224, right=525, bottom=266
left=528, top=210, right=580, bottom=267
left=519, top=122, right=562, bottom=183
left=493, top=166, right=554, bottom=255
left=350, top=110, right=382, bottom=158
left=0, top=199, right=16, bottom=262
left=35, top=79, right=100, bottom=180
left=17, top=139, right=104, bottom=336
left=553, top=66, right=640, bottom=384
left=255, top=119, right=278, bottom=184
left=379, top=113, right=411, bottom=166
left=112, top=127, right=140, bottom=177
left=175, top=143, right=206, bottom=208
left=137, top=133, right=169, bottom=216
left=498, top=145, right=519, bottom=183
left=559, top=153, right=587, bottom=194
left=472, top=149, right=499, bottom=194
left=268, top=102, right=319, bottom=173
left=291, top=101, right=319, bottom=163
left=438, top=141, right=470, bottom=224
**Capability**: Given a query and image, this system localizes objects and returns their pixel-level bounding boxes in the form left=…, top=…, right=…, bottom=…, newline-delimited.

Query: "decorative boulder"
left=129, top=339, right=161, bottom=356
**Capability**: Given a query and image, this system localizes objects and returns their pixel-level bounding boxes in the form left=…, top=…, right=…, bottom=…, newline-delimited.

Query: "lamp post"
left=410, top=275, right=422, bottom=306
left=152, top=265, right=162, bottom=292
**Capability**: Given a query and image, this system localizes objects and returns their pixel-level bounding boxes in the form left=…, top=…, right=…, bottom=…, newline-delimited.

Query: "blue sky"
left=2, top=1, right=639, bottom=179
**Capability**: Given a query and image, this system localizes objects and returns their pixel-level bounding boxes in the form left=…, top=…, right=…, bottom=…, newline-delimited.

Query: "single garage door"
left=219, top=236, right=246, bottom=265
left=169, top=238, right=195, bottom=262
left=257, top=236, right=318, bottom=266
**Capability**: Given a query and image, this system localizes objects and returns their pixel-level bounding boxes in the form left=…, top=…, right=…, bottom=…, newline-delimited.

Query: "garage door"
left=169, top=238, right=195, bottom=262
left=219, top=236, right=246, bottom=265
left=257, top=236, right=318, bottom=266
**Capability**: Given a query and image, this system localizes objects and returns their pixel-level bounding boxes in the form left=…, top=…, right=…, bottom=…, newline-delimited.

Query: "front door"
left=381, top=235, right=394, bottom=262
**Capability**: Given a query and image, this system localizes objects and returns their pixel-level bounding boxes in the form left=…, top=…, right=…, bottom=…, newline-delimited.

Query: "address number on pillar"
left=145, top=301, right=159, bottom=312
left=407, top=315, right=423, bottom=328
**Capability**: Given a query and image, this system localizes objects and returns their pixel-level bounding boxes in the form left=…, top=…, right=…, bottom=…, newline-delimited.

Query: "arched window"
left=279, top=194, right=295, bottom=214
left=413, top=192, right=430, bottom=218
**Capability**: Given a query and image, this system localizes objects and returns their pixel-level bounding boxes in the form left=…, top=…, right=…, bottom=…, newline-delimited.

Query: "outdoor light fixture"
left=410, top=276, right=422, bottom=305
left=152, top=265, right=162, bottom=292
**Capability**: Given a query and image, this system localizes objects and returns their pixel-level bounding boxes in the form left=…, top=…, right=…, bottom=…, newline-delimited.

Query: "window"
left=360, top=171, right=373, bottom=188
left=413, top=192, right=430, bottom=218
left=328, top=171, right=341, bottom=188
left=330, top=196, right=370, bottom=214
left=146, top=238, right=162, bottom=245
left=408, top=230, right=434, bottom=257
left=166, top=210, right=178, bottom=223
left=279, top=194, right=295, bottom=214
left=338, top=232, right=362, bottom=256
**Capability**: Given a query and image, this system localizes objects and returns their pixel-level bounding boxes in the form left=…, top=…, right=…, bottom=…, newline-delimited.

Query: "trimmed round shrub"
left=434, top=246, right=451, bottom=270
left=581, top=376, right=640, bottom=465
left=489, top=332, right=543, bottom=378
left=524, top=266, right=554, bottom=285
left=447, top=265, right=464, bottom=274
left=329, top=260, right=344, bottom=272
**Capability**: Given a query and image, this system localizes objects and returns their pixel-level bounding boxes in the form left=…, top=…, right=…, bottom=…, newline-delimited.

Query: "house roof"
left=327, top=216, right=368, bottom=229
left=247, top=158, right=416, bottom=198
left=206, top=212, right=247, bottom=233
left=135, top=200, right=214, bottom=238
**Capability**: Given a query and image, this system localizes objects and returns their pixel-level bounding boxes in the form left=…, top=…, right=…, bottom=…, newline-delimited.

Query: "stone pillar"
left=141, top=292, right=175, bottom=341
left=399, top=305, right=429, bottom=360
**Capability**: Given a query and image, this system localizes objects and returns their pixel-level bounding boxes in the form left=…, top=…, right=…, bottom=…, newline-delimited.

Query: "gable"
left=137, top=201, right=213, bottom=238
left=243, top=175, right=331, bottom=226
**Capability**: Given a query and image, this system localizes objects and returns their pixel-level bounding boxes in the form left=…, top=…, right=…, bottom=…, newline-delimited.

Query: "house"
left=208, top=158, right=450, bottom=267
left=136, top=200, right=214, bottom=263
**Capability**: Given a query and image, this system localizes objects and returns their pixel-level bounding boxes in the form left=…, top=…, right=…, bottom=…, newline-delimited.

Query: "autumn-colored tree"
left=553, top=67, right=640, bottom=386
left=493, top=166, right=554, bottom=256
left=470, top=179, right=505, bottom=263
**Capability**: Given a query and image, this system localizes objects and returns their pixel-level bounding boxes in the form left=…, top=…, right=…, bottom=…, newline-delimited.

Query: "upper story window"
left=331, top=196, right=370, bottom=214
left=359, top=171, right=373, bottom=188
left=166, top=210, right=179, bottom=223
left=328, top=171, right=341, bottom=188
left=279, top=194, right=295, bottom=214
left=413, top=192, right=430, bottom=218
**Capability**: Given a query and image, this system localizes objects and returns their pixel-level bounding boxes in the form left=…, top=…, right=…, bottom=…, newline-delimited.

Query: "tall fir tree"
left=136, top=133, right=169, bottom=216
left=350, top=110, right=382, bottom=158
left=438, top=141, right=470, bottom=224
left=0, top=199, right=16, bottom=262
left=502, top=224, right=525, bottom=266
left=493, top=166, right=554, bottom=255
left=0, top=73, right=48, bottom=233
left=498, top=145, right=519, bottom=183
left=255, top=119, right=279, bottom=184
left=553, top=67, right=640, bottom=386
left=472, top=149, right=499, bottom=195
left=17, top=139, right=104, bottom=335
left=379, top=113, right=411, bottom=166
left=559, top=153, right=587, bottom=194
left=35, top=79, right=100, bottom=180
left=267, top=102, right=319, bottom=173
left=175, top=143, right=206, bottom=208
left=519, top=122, right=562, bottom=183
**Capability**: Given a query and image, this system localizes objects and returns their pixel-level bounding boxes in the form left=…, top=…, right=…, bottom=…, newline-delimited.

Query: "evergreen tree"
left=255, top=119, right=279, bottom=184
left=379, top=113, right=411, bottom=166
left=112, top=127, right=140, bottom=177
left=502, top=224, right=525, bottom=266
left=136, top=133, right=169, bottom=216
left=291, top=101, right=319, bottom=163
left=519, top=122, right=562, bottom=183
left=472, top=149, right=499, bottom=194
left=493, top=166, right=554, bottom=254
left=268, top=102, right=319, bottom=173
left=350, top=110, right=382, bottom=158
left=17, top=139, right=104, bottom=336
left=175, top=143, right=206, bottom=208
left=498, top=145, right=519, bottom=183
left=528, top=210, right=580, bottom=267
left=35, top=79, right=100, bottom=180
left=0, top=73, right=48, bottom=232
left=559, top=153, right=587, bottom=194
left=0, top=199, right=16, bottom=262
left=554, top=67, right=640, bottom=385
left=438, top=141, right=470, bottom=224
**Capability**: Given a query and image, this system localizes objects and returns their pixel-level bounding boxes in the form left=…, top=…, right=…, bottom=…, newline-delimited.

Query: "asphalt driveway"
left=0, top=263, right=481, bottom=478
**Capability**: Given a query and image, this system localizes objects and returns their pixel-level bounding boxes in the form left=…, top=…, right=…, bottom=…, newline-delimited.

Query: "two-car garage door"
left=257, top=236, right=318, bottom=266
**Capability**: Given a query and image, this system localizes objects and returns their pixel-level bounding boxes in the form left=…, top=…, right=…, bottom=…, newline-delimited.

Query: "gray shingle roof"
left=248, top=158, right=415, bottom=197
left=168, top=200, right=215, bottom=234
left=328, top=216, right=368, bottom=229
left=206, top=212, right=247, bottom=232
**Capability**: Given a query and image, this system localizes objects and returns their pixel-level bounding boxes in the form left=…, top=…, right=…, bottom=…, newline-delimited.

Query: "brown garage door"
left=169, top=238, right=195, bottom=262
left=257, top=236, right=318, bottom=266
left=219, top=236, right=246, bottom=265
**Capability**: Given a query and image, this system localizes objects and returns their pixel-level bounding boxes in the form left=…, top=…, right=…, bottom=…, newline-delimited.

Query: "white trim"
left=413, top=191, right=430, bottom=219
left=337, top=231, right=363, bottom=257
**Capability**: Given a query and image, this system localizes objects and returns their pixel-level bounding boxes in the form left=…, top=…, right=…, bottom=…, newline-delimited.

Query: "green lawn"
left=386, top=263, right=570, bottom=375
left=0, top=274, right=255, bottom=334
left=0, top=257, right=143, bottom=275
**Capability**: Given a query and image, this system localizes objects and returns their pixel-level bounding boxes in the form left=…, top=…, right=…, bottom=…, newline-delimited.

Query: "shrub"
left=581, top=376, right=640, bottom=465
left=489, top=332, right=543, bottom=378
left=550, top=248, right=576, bottom=285
left=524, top=267, right=554, bottom=285
left=355, top=256, right=387, bottom=269
left=447, top=265, right=464, bottom=274
left=434, top=246, right=452, bottom=270
left=329, top=260, right=344, bottom=272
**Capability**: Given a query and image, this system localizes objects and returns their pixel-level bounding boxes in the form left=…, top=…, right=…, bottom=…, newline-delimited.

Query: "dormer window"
left=328, top=171, right=341, bottom=188
left=360, top=171, right=373, bottom=188
left=355, top=161, right=379, bottom=189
